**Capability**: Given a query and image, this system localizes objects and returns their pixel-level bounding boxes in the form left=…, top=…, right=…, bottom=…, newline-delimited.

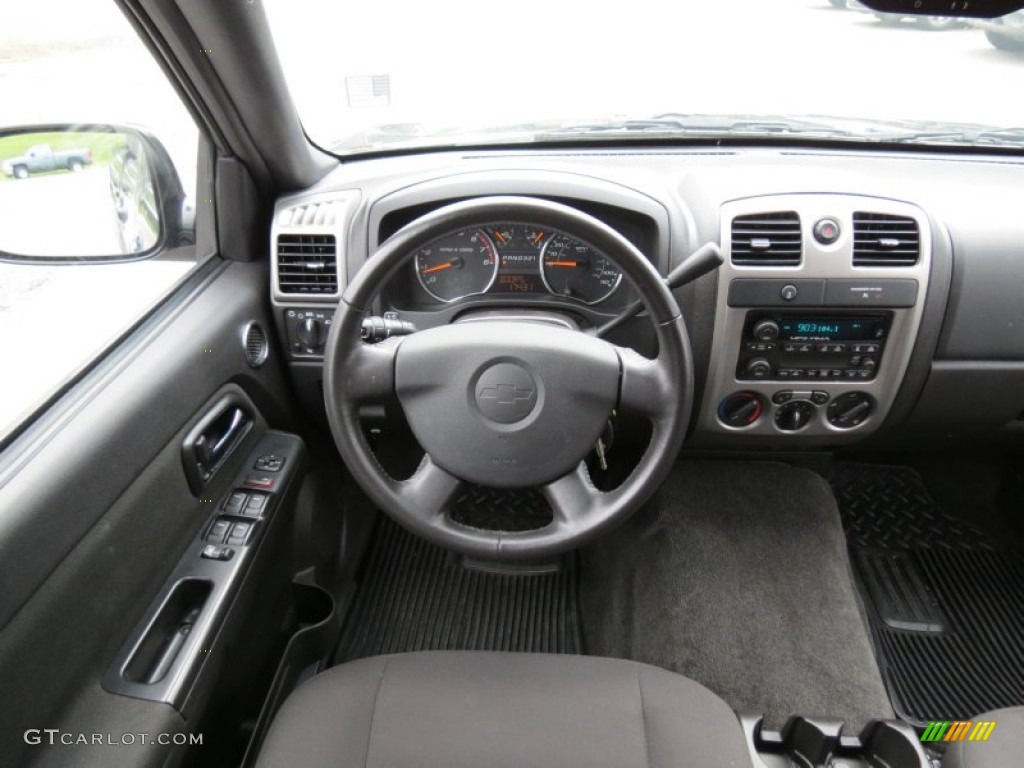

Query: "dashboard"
left=268, top=146, right=1024, bottom=450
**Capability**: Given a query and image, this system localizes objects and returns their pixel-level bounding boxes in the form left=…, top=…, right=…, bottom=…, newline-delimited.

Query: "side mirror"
left=856, top=0, right=1024, bottom=18
left=0, top=124, right=192, bottom=263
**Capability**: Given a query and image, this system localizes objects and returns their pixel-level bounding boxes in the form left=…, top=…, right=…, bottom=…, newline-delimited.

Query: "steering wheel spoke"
left=396, top=455, right=462, bottom=521
left=542, top=462, right=597, bottom=526
left=347, top=337, right=401, bottom=402
left=617, top=346, right=667, bottom=419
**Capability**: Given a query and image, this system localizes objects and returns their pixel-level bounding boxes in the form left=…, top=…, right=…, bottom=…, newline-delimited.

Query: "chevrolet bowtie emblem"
left=478, top=383, right=535, bottom=405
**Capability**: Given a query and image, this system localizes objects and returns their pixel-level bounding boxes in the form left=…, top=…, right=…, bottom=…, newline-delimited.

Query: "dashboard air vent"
left=243, top=322, right=268, bottom=368
left=277, top=234, right=338, bottom=294
left=853, top=213, right=920, bottom=267
left=731, top=212, right=801, bottom=266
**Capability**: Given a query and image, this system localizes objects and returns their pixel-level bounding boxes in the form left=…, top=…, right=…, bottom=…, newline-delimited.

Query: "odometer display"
left=414, top=229, right=498, bottom=302
left=540, top=235, right=622, bottom=304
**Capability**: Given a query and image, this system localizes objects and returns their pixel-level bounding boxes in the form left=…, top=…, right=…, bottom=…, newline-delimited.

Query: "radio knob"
left=297, top=317, right=325, bottom=349
left=746, top=357, right=772, bottom=378
left=752, top=319, right=780, bottom=341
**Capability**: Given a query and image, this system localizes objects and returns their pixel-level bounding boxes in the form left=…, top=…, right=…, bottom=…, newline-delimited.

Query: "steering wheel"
left=324, top=197, right=693, bottom=559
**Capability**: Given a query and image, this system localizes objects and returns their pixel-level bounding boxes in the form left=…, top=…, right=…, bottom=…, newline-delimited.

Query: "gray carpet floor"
left=581, top=460, right=893, bottom=730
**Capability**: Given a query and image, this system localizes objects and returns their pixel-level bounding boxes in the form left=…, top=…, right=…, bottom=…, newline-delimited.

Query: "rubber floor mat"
left=335, top=517, right=581, bottom=663
left=832, top=464, right=1024, bottom=725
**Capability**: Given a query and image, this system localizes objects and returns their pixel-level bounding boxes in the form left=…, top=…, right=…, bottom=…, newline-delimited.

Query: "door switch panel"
left=103, top=430, right=305, bottom=715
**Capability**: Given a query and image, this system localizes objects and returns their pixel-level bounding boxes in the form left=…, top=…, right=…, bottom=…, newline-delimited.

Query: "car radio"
left=736, top=312, right=891, bottom=382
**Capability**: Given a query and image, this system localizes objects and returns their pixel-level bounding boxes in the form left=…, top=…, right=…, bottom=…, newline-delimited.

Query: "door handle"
left=196, top=407, right=246, bottom=468
left=182, top=396, right=253, bottom=493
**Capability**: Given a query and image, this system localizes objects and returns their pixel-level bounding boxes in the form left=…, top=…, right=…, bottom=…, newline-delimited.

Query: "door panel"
left=0, top=260, right=296, bottom=767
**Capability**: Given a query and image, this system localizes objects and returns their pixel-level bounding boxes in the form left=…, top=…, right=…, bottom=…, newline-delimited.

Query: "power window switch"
left=227, top=522, right=252, bottom=546
left=243, top=493, right=268, bottom=517
left=201, top=544, right=234, bottom=561
left=206, top=519, right=231, bottom=543
left=223, top=491, right=247, bottom=515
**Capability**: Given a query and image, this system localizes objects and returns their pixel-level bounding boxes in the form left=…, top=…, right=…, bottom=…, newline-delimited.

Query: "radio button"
left=817, top=343, right=831, bottom=353
left=851, top=343, right=881, bottom=354
left=805, top=369, right=819, bottom=378
left=797, top=344, right=813, bottom=354
left=844, top=370, right=860, bottom=379
left=829, top=344, right=846, bottom=353
left=830, top=369, right=844, bottom=379
left=782, top=343, right=798, bottom=353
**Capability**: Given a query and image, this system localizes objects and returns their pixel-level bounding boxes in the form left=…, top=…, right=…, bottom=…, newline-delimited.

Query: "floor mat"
left=335, top=517, right=581, bottom=663
left=580, top=460, right=893, bottom=731
left=832, top=463, right=1024, bottom=726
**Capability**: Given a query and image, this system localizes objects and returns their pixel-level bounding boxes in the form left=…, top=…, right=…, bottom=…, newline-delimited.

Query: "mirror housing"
left=856, top=0, right=1024, bottom=18
left=0, top=123, right=192, bottom=264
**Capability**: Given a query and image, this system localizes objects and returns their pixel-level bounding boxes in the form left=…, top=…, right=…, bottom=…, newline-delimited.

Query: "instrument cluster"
left=411, top=222, right=623, bottom=305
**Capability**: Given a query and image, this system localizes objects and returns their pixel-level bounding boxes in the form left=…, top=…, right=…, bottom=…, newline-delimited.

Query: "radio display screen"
left=778, top=317, right=883, bottom=341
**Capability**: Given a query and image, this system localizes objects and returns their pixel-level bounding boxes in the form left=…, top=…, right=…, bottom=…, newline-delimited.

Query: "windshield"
left=263, top=0, right=1024, bottom=154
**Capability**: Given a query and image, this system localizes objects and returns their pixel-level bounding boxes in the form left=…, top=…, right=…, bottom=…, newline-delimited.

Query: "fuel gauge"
left=524, top=227, right=550, bottom=250
left=488, top=226, right=515, bottom=249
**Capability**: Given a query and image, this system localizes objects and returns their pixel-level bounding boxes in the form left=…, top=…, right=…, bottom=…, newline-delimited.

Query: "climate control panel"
left=736, top=312, right=890, bottom=382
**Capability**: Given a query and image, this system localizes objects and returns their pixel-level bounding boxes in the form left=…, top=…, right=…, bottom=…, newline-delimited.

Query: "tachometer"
left=540, top=235, right=622, bottom=304
left=414, top=229, right=498, bottom=302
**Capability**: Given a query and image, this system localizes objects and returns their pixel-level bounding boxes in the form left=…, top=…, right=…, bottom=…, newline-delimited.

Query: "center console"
left=700, top=194, right=931, bottom=439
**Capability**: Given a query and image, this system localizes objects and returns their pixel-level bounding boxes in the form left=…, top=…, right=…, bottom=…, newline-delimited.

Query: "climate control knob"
left=827, top=392, right=874, bottom=429
left=718, top=391, right=764, bottom=428
left=297, top=317, right=325, bottom=349
left=775, top=400, right=815, bottom=432
left=752, top=319, right=781, bottom=341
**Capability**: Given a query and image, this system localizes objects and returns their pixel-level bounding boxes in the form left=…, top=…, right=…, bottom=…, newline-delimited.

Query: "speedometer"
left=540, top=235, right=622, bottom=304
left=414, top=229, right=498, bottom=302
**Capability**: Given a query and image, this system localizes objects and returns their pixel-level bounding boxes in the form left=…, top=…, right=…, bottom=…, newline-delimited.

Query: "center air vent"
left=277, top=234, right=338, bottom=294
left=853, top=213, right=920, bottom=267
left=731, top=212, right=801, bottom=266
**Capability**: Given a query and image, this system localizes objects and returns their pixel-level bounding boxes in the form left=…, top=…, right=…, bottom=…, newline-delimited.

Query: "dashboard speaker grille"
left=243, top=322, right=268, bottom=368
left=731, top=212, right=801, bottom=266
left=277, top=234, right=338, bottom=294
left=853, top=213, right=920, bottom=267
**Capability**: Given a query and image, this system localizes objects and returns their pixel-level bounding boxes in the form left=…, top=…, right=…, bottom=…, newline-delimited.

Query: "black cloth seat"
left=943, top=706, right=1024, bottom=768
left=254, top=651, right=753, bottom=768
